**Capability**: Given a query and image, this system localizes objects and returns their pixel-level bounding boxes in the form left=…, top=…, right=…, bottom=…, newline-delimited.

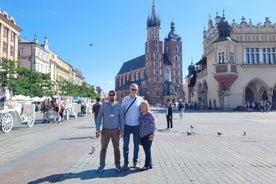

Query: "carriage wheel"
left=26, top=116, right=35, bottom=128
left=1, top=113, right=14, bottom=133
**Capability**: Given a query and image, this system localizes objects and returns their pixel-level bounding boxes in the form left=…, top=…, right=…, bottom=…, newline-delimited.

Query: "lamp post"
left=30, top=44, right=35, bottom=98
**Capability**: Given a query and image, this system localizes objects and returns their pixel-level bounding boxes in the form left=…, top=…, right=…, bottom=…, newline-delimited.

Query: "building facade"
left=185, top=14, right=276, bottom=110
left=18, top=34, right=85, bottom=92
left=0, top=10, right=21, bottom=61
left=115, top=1, right=184, bottom=105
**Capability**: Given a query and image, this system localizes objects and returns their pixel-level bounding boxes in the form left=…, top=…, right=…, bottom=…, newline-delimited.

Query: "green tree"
left=0, top=57, right=18, bottom=85
left=9, top=67, right=53, bottom=97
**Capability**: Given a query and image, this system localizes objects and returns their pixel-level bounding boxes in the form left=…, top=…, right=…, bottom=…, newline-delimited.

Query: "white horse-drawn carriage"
left=63, top=96, right=81, bottom=120
left=0, top=101, right=35, bottom=133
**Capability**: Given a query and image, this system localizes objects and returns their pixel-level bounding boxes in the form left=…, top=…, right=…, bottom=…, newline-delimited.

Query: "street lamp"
left=30, top=44, right=35, bottom=98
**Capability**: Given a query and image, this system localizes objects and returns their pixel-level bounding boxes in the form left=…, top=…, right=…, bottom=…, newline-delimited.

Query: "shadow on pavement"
left=60, top=136, right=96, bottom=140
left=27, top=168, right=140, bottom=183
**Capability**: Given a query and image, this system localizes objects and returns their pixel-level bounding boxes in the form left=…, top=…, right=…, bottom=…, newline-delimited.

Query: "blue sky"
left=1, top=0, right=276, bottom=93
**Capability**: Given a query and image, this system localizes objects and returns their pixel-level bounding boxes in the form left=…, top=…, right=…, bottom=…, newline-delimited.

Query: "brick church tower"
left=143, top=1, right=164, bottom=103
left=116, top=1, right=184, bottom=105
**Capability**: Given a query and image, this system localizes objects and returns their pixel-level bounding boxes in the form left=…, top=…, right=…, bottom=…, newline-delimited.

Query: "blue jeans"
left=123, top=125, right=139, bottom=164
left=141, top=133, right=153, bottom=168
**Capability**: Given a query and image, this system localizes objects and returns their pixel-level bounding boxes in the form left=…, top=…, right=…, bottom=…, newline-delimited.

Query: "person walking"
left=178, top=99, right=185, bottom=119
left=92, top=97, right=102, bottom=127
left=122, top=83, right=144, bottom=170
left=166, top=100, right=173, bottom=130
left=96, top=90, right=124, bottom=173
left=138, top=100, right=157, bottom=171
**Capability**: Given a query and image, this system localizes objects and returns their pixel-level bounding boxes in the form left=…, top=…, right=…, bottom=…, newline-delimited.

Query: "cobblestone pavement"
left=1, top=109, right=276, bottom=183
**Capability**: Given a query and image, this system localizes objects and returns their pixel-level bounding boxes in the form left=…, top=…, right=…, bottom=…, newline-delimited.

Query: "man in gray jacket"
left=96, top=90, right=124, bottom=173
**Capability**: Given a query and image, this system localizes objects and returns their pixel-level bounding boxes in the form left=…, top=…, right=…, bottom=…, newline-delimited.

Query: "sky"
left=1, top=0, right=276, bottom=93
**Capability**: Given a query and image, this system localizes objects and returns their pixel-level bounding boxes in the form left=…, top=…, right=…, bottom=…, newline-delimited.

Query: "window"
left=10, top=32, right=15, bottom=41
left=218, top=52, right=225, bottom=63
left=10, top=46, right=14, bottom=56
left=245, top=48, right=259, bottom=64
left=261, top=47, right=275, bottom=64
left=2, top=41, right=7, bottom=53
left=174, top=55, right=178, bottom=61
left=175, top=46, right=178, bottom=52
left=3, top=27, right=8, bottom=37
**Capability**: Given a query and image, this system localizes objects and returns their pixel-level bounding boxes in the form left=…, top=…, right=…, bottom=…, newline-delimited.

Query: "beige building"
left=0, top=10, right=21, bottom=61
left=185, top=14, right=276, bottom=110
left=18, top=34, right=84, bottom=92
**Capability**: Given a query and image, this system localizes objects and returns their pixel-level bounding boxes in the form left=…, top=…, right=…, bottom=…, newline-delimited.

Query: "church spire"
left=152, top=0, right=156, bottom=17
left=147, top=0, right=160, bottom=27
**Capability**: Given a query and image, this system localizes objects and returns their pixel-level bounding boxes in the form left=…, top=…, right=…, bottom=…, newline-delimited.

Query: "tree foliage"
left=0, top=58, right=99, bottom=99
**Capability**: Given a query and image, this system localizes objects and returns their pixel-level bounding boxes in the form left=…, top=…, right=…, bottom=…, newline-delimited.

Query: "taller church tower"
left=144, top=0, right=164, bottom=104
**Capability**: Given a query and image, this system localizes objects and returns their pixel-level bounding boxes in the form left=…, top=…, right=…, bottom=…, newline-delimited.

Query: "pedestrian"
left=58, top=97, right=66, bottom=122
left=166, top=100, right=173, bottom=130
left=122, top=83, right=144, bottom=170
left=92, top=97, right=102, bottom=127
left=0, top=84, right=11, bottom=104
left=52, top=91, right=60, bottom=122
left=96, top=90, right=124, bottom=173
left=178, top=99, right=184, bottom=119
left=138, top=100, right=157, bottom=171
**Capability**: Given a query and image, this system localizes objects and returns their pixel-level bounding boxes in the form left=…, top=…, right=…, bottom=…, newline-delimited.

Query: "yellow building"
left=185, top=14, right=276, bottom=110
left=0, top=10, right=21, bottom=60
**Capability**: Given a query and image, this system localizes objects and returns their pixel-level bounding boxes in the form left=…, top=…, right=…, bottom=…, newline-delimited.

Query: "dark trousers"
left=141, top=133, right=153, bottom=168
left=100, top=128, right=120, bottom=167
left=166, top=115, right=173, bottom=128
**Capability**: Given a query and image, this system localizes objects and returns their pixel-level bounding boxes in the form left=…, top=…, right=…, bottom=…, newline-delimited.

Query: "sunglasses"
left=109, top=94, right=115, bottom=97
left=131, top=89, right=138, bottom=91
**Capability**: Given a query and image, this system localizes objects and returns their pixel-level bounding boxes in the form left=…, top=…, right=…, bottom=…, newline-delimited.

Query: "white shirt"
left=122, top=95, right=144, bottom=126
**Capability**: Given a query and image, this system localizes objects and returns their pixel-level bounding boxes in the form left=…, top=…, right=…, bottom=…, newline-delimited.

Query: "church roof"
left=117, top=55, right=145, bottom=75
left=117, top=53, right=173, bottom=76
left=116, top=80, right=142, bottom=91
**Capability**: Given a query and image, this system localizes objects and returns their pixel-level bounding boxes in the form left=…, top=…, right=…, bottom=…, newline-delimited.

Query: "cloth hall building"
left=185, top=14, right=276, bottom=110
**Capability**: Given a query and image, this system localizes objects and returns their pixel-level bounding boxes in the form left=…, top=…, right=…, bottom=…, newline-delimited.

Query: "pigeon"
left=187, top=131, right=192, bottom=136
left=243, top=131, right=247, bottom=136
left=89, top=145, right=95, bottom=154
left=217, top=132, right=223, bottom=136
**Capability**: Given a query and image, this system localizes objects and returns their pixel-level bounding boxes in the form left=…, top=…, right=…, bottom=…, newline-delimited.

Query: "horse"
left=40, top=97, right=52, bottom=123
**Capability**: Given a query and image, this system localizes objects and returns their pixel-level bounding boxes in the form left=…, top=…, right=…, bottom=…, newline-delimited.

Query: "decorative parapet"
left=213, top=62, right=238, bottom=90
left=214, top=62, right=238, bottom=73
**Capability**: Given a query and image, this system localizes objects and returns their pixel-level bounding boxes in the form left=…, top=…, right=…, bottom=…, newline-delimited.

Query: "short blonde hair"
left=140, top=100, right=150, bottom=112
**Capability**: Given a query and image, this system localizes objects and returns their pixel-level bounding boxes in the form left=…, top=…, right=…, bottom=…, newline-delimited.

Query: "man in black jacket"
left=166, top=100, right=173, bottom=130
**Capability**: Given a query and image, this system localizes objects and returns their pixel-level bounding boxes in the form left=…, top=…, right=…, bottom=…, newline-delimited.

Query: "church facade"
left=115, top=1, right=184, bottom=105
left=185, top=13, right=276, bottom=110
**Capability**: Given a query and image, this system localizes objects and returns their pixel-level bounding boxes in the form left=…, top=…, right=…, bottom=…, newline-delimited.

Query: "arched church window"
left=164, top=67, right=171, bottom=81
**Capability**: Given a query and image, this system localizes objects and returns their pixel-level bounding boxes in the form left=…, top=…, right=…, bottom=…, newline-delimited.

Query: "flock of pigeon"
left=89, top=127, right=248, bottom=154
left=186, top=125, right=247, bottom=137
